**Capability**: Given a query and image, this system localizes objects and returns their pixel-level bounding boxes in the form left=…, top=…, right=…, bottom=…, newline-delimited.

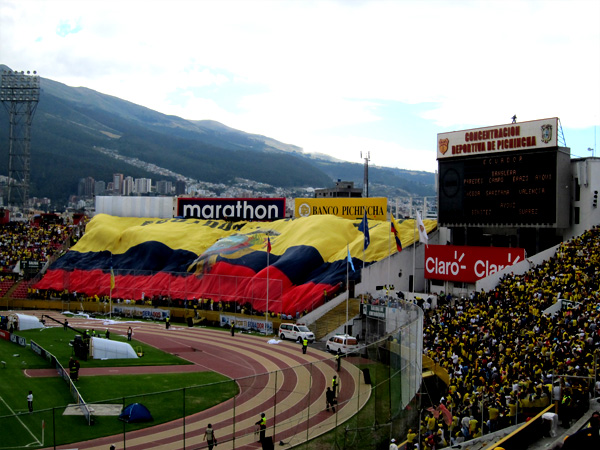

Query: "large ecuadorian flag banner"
left=35, top=214, right=436, bottom=315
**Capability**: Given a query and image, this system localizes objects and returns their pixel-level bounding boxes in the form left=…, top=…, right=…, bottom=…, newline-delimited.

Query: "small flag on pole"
left=438, top=403, right=452, bottom=425
left=110, top=267, right=115, bottom=290
left=358, top=210, right=370, bottom=250
left=266, top=236, right=272, bottom=253
left=416, top=211, right=428, bottom=246
left=391, top=215, right=403, bottom=253
left=347, top=245, right=355, bottom=272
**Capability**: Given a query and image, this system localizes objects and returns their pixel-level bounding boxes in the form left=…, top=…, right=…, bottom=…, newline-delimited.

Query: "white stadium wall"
left=95, top=196, right=175, bottom=218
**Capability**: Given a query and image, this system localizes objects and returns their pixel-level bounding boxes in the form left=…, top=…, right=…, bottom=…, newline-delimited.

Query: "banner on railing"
left=112, top=306, right=170, bottom=320
left=220, top=314, right=273, bottom=334
left=365, top=304, right=387, bottom=320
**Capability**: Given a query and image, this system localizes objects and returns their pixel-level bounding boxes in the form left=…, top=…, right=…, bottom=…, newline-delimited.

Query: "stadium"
left=1, top=117, right=599, bottom=450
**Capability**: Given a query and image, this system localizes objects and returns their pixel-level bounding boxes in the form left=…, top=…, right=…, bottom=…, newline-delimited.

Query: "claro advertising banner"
left=177, top=198, right=286, bottom=221
left=424, top=245, right=525, bottom=283
left=294, top=197, right=387, bottom=220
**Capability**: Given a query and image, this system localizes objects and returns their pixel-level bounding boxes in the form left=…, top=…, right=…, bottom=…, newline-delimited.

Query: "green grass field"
left=0, top=326, right=237, bottom=449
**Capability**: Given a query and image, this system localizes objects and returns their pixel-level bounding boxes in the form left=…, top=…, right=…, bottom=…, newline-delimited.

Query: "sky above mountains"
left=1, top=0, right=599, bottom=173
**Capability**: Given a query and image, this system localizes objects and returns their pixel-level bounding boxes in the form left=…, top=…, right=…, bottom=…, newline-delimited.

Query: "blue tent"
left=118, top=403, right=153, bottom=423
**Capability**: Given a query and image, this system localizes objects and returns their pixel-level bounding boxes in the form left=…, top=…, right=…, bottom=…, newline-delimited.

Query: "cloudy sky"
left=1, top=0, right=599, bottom=173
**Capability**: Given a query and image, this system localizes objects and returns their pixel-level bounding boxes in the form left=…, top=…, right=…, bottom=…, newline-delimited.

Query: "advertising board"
left=112, top=306, right=170, bottom=320
left=294, top=197, right=387, bottom=220
left=177, top=197, right=285, bottom=221
left=220, top=314, right=273, bottom=334
left=424, top=244, right=525, bottom=283
left=437, top=118, right=558, bottom=160
left=365, top=304, right=387, bottom=320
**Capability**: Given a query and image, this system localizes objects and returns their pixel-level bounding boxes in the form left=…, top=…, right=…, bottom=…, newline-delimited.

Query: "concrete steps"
left=308, top=298, right=361, bottom=340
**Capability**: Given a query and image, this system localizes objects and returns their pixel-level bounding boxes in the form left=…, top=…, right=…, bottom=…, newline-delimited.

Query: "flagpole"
left=388, top=216, right=391, bottom=285
left=346, top=244, right=350, bottom=336
left=358, top=210, right=369, bottom=313
left=109, top=253, right=114, bottom=320
left=412, top=215, right=416, bottom=295
left=266, top=237, right=270, bottom=336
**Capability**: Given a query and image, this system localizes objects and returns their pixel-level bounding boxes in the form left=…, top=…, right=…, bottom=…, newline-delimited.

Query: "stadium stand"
left=0, top=217, right=85, bottom=298
left=414, top=226, right=600, bottom=448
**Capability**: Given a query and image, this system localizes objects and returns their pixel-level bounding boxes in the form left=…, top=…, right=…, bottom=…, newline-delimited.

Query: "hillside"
left=0, top=65, right=435, bottom=207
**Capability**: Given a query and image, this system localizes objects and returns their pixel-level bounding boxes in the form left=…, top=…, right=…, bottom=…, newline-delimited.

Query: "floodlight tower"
left=0, top=70, right=40, bottom=209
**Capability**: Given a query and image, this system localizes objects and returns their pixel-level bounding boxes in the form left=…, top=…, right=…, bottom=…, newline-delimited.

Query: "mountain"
left=0, top=65, right=435, bottom=208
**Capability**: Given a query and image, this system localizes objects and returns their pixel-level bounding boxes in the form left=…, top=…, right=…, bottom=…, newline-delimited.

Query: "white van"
left=326, top=334, right=359, bottom=354
left=278, top=323, right=315, bottom=343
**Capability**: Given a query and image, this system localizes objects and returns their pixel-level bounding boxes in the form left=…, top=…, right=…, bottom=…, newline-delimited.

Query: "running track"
left=27, top=311, right=370, bottom=450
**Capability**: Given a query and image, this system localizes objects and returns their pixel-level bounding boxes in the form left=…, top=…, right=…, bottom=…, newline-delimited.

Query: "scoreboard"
left=438, top=149, right=568, bottom=226
left=437, top=119, right=571, bottom=228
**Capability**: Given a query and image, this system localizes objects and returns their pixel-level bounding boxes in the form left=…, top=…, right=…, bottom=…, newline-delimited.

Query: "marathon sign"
left=424, top=245, right=525, bottom=283
left=178, top=198, right=285, bottom=221
left=294, top=197, right=387, bottom=220
left=437, top=118, right=558, bottom=160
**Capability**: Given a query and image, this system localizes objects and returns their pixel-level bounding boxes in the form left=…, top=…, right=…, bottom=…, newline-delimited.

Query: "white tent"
left=91, top=337, right=138, bottom=359
left=8, top=313, right=45, bottom=331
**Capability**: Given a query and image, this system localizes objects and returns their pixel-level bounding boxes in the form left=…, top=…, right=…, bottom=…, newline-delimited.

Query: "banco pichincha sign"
left=294, top=198, right=387, bottom=220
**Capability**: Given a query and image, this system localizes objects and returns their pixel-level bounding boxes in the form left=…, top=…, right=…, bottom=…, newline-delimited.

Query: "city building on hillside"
left=156, top=180, right=173, bottom=195
left=94, top=180, right=106, bottom=196
left=113, top=173, right=124, bottom=195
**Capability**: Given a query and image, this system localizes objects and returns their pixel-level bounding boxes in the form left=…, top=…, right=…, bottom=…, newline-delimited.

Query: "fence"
left=0, top=301, right=423, bottom=450
left=29, top=339, right=92, bottom=425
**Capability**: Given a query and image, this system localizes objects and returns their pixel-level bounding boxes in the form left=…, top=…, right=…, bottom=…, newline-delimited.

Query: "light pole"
left=0, top=70, right=40, bottom=209
left=360, top=151, right=370, bottom=198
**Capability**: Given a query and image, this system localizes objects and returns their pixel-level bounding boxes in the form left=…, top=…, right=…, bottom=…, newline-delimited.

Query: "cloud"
left=1, top=0, right=598, bottom=173
left=56, top=18, right=82, bottom=37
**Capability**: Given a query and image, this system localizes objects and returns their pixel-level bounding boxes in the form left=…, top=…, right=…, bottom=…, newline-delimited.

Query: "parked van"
left=278, top=323, right=315, bottom=343
left=326, top=334, right=359, bottom=354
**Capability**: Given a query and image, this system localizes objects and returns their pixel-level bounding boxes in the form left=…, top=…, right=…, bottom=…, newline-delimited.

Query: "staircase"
left=7, top=280, right=29, bottom=299
left=308, top=298, right=361, bottom=340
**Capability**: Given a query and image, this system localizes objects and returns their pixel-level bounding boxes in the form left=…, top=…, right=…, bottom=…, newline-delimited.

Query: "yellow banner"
left=294, top=197, right=387, bottom=220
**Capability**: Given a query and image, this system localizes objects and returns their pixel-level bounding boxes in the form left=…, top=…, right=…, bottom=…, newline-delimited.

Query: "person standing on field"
left=27, top=391, right=33, bottom=413
left=255, top=412, right=266, bottom=442
left=203, top=423, right=217, bottom=449
left=326, top=387, right=336, bottom=412
left=332, top=375, right=339, bottom=397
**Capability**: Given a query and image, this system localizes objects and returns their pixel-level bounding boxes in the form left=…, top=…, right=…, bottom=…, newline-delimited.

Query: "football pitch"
left=0, top=324, right=237, bottom=449
left=0, top=394, right=45, bottom=448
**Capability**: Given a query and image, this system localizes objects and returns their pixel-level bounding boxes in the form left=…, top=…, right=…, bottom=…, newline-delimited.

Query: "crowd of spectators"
left=0, top=218, right=80, bottom=281
left=411, top=226, right=600, bottom=449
